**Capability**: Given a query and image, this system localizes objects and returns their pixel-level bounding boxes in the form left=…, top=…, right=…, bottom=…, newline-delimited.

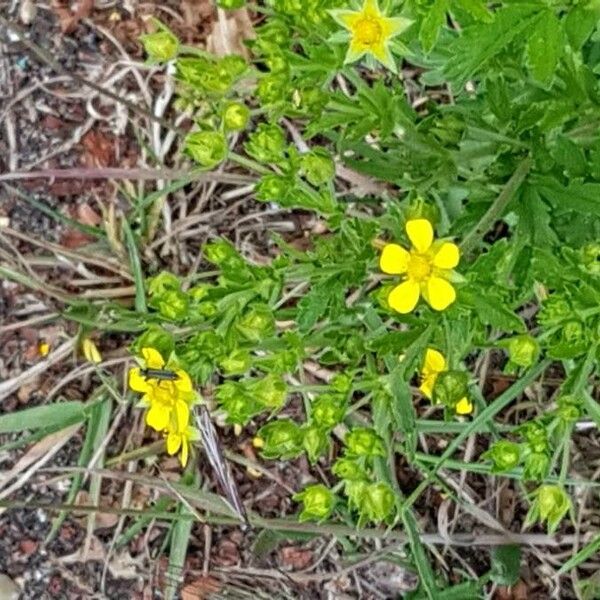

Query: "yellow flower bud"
left=82, top=338, right=102, bottom=364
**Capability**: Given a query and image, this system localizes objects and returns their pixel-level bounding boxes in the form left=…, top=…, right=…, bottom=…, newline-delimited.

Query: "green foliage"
left=91, top=1, right=600, bottom=592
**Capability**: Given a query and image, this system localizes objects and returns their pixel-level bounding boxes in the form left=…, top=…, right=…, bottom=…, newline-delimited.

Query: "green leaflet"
left=526, top=10, right=565, bottom=86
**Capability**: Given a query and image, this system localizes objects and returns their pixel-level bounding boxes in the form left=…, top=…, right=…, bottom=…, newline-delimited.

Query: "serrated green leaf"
left=516, top=185, right=558, bottom=248
left=453, top=0, right=492, bottom=22
left=296, top=277, right=344, bottom=332
left=420, top=0, right=448, bottom=53
left=565, top=1, right=600, bottom=50
left=526, top=10, right=565, bottom=86
left=444, top=5, right=539, bottom=88
left=463, top=291, right=526, bottom=333
left=551, top=135, right=587, bottom=177
left=535, top=177, right=600, bottom=217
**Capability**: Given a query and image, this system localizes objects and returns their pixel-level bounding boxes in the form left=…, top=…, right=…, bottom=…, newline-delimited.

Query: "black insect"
left=140, top=368, right=180, bottom=381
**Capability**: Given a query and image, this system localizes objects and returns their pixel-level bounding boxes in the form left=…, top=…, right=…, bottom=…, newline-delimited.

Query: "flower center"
left=153, top=381, right=177, bottom=403
left=354, top=17, right=382, bottom=46
left=408, top=253, right=432, bottom=282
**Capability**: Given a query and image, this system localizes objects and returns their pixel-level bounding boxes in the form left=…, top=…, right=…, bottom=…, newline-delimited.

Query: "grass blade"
left=122, top=220, right=147, bottom=313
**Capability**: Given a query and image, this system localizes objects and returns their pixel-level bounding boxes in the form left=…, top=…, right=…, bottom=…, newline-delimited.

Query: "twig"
left=0, top=338, right=74, bottom=401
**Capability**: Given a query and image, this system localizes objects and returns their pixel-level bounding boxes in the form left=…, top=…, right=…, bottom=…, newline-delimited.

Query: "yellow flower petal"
left=419, top=374, right=437, bottom=400
left=174, top=370, right=193, bottom=393
left=406, top=219, right=434, bottom=253
left=174, top=399, right=190, bottom=431
left=38, top=342, right=50, bottom=357
left=455, top=397, right=473, bottom=416
left=167, top=431, right=182, bottom=455
left=423, top=348, right=446, bottom=375
left=146, top=402, right=170, bottom=431
left=362, top=0, right=380, bottom=18
left=180, top=440, right=189, bottom=467
left=82, top=338, right=102, bottom=364
left=141, top=347, right=165, bottom=369
left=388, top=280, right=420, bottom=314
left=129, top=367, right=151, bottom=393
left=424, top=276, right=456, bottom=311
left=433, top=242, right=460, bottom=269
left=380, top=243, right=410, bottom=275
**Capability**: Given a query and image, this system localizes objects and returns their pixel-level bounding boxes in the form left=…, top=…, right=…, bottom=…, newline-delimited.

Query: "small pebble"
left=0, top=574, right=20, bottom=600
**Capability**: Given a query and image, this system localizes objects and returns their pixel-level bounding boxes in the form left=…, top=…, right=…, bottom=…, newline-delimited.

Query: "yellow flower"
left=38, top=342, right=50, bottom=357
left=330, top=0, right=412, bottom=72
left=82, top=338, right=102, bottom=364
left=166, top=425, right=199, bottom=467
left=419, top=348, right=473, bottom=415
left=380, top=218, right=460, bottom=314
left=128, top=347, right=197, bottom=432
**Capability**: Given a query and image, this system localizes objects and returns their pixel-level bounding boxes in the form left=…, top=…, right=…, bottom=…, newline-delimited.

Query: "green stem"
left=404, top=359, right=551, bottom=508
left=460, top=157, right=533, bottom=254
left=228, top=152, right=271, bottom=175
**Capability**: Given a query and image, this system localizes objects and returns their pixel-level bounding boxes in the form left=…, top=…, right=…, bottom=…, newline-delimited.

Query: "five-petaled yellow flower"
left=330, top=0, right=412, bottom=72
left=380, top=218, right=460, bottom=314
left=420, top=348, right=473, bottom=416
left=129, top=347, right=198, bottom=467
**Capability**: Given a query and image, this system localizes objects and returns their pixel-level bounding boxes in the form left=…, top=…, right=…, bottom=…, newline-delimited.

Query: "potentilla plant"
left=84, top=0, right=600, bottom=596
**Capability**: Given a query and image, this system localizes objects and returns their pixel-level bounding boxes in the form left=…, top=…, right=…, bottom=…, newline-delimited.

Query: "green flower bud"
left=258, top=419, right=303, bottom=459
left=405, top=198, right=439, bottom=225
left=556, top=395, right=581, bottom=423
left=530, top=485, right=571, bottom=534
left=204, top=240, right=241, bottom=267
left=332, top=457, right=368, bottom=481
left=344, top=480, right=368, bottom=510
left=360, top=482, right=395, bottom=523
left=176, top=58, right=233, bottom=94
left=147, top=271, right=181, bottom=296
left=223, top=102, right=250, bottom=131
left=245, top=123, right=286, bottom=164
left=330, top=373, right=353, bottom=394
left=562, top=320, right=584, bottom=344
left=188, top=284, right=210, bottom=302
left=581, top=242, right=600, bottom=275
left=302, top=425, right=329, bottom=464
left=217, top=0, right=245, bottom=8
left=152, top=290, right=189, bottom=321
left=538, top=296, right=571, bottom=327
left=311, top=394, right=346, bottom=430
left=257, top=74, right=289, bottom=105
left=253, top=374, right=286, bottom=410
left=523, top=452, right=550, bottom=481
left=432, top=370, right=470, bottom=408
left=345, top=428, right=385, bottom=458
left=132, top=326, right=174, bottom=360
left=255, top=174, right=292, bottom=203
left=217, top=384, right=260, bottom=425
left=484, top=440, right=521, bottom=473
left=257, top=21, right=289, bottom=48
left=294, top=484, right=335, bottom=522
left=236, top=304, right=275, bottom=342
left=184, top=131, right=228, bottom=168
left=508, top=335, right=540, bottom=368
left=218, top=55, right=247, bottom=78
left=219, top=349, right=251, bottom=375
left=140, top=25, right=178, bottom=62
left=195, top=301, right=217, bottom=318
left=300, top=150, right=335, bottom=186
left=518, top=422, right=548, bottom=453
left=291, top=88, right=328, bottom=114
left=265, top=52, right=289, bottom=74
